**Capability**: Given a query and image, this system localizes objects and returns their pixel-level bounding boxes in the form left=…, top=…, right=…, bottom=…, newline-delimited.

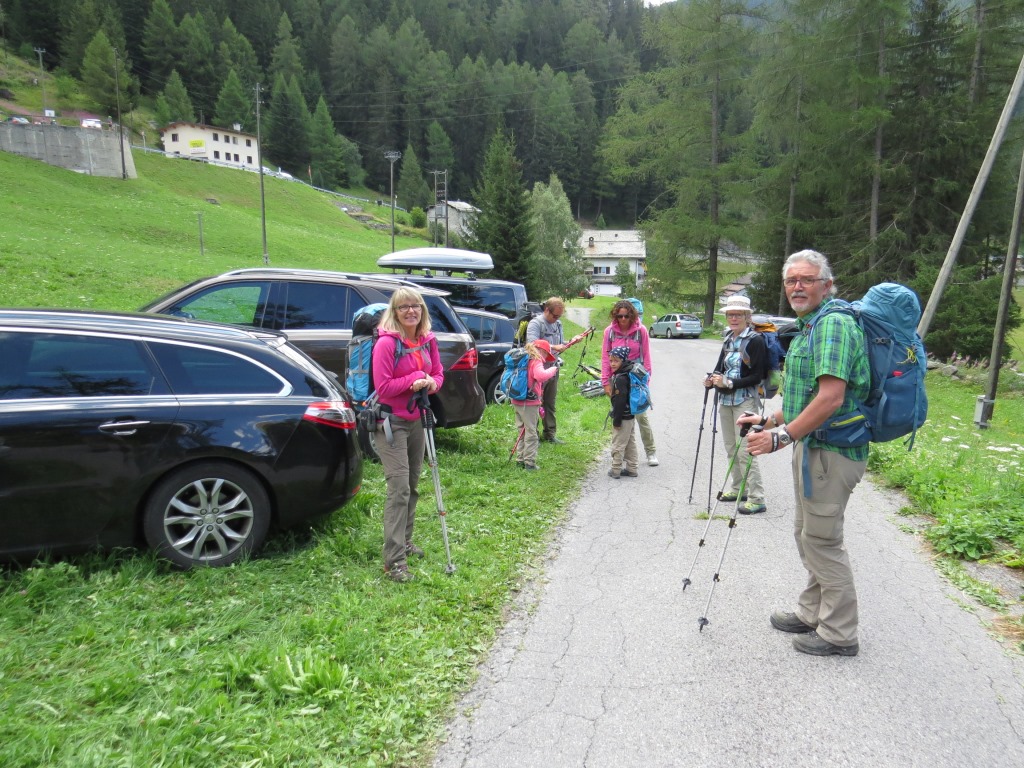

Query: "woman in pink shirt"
left=372, top=288, right=444, bottom=583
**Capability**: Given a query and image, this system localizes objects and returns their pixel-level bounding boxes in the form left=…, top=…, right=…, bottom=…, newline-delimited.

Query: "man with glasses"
left=526, top=297, right=568, bottom=443
left=740, top=250, right=870, bottom=657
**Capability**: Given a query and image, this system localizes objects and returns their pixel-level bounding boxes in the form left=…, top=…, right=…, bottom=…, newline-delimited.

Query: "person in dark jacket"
left=607, top=346, right=638, bottom=479
left=703, top=295, right=768, bottom=514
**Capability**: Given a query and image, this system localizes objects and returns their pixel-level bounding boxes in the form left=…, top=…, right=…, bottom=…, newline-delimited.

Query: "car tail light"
left=303, top=400, right=356, bottom=429
left=450, top=347, right=478, bottom=371
left=675, top=322, right=681, bottom=329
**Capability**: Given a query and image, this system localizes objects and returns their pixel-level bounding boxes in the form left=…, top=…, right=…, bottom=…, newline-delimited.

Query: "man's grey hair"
left=783, top=249, right=837, bottom=296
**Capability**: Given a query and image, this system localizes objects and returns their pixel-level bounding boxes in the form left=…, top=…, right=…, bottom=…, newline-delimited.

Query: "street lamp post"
left=384, top=150, right=401, bottom=252
left=34, top=47, right=46, bottom=119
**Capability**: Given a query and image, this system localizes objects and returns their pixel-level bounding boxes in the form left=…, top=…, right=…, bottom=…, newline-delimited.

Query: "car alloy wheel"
left=143, top=462, right=270, bottom=569
left=489, top=374, right=509, bottom=405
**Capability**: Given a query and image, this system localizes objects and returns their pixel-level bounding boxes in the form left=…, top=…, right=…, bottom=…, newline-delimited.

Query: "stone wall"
left=0, top=124, right=137, bottom=178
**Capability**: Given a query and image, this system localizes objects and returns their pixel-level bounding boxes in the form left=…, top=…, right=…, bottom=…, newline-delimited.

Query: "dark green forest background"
left=3, top=0, right=1023, bottom=357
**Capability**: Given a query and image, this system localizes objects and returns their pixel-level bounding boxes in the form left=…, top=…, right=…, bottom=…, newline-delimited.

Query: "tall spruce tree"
left=529, top=174, right=588, bottom=298
left=308, top=96, right=346, bottom=189
left=141, top=0, right=178, bottom=93
left=603, top=0, right=759, bottom=324
left=219, top=17, right=264, bottom=91
left=467, top=128, right=535, bottom=290
left=397, top=144, right=432, bottom=211
left=269, top=13, right=304, bottom=85
left=162, top=69, right=195, bottom=124
left=80, top=28, right=137, bottom=117
left=265, top=72, right=310, bottom=173
left=425, top=121, right=455, bottom=186
left=214, top=69, right=252, bottom=131
left=178, top=12, right=217, bottom=121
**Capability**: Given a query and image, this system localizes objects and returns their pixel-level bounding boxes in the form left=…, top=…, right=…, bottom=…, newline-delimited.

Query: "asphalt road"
left=433, top=333, right=1024, bottom=768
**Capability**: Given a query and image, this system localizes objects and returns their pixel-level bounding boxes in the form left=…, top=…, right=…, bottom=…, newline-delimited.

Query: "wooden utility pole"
left=918, top=51, right=1024, bottom=338
left=976, top=147, right=1024, bottom=428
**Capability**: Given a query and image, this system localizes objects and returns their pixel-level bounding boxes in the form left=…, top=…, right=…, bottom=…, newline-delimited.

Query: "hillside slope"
left=0, top=149, right=423, bottom=311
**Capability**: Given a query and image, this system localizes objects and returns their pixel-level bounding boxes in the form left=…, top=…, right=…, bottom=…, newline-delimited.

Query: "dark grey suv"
left=140, top=268, right=486, bottom=431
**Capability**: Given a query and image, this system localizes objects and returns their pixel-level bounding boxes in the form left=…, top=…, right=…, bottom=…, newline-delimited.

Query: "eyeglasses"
left=614, top=313, right=631, bottom=319
left=397, top=304, right=422, bottom=313
left=783, top=277, right=826, bottom=288
left=725, top=312, right=746, bottom=319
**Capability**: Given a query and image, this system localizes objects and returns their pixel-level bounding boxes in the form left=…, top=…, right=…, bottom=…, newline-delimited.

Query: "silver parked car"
left=650, top=313, right=703, bottom=339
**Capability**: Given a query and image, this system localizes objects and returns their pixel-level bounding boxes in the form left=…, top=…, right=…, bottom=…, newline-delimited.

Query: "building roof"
left=428, top=200, right=479, bottom=214
left=579, top=229, right=646, bottom=260
left=158, top=121, right=256, bottom=140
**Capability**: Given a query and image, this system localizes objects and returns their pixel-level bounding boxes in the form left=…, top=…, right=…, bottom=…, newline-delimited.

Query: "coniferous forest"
left=3, top=0, right=1023, bottom=357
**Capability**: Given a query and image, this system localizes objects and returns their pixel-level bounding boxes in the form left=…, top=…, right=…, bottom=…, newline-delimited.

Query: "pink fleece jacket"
left=511, top=358, right=558, bottom=406
left=600, top=321, right=652, bottom=387
left=372, top=329, right=445, bottom=421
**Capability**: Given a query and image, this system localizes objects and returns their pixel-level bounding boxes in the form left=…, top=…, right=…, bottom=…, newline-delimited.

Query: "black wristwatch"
left=777, top=428, right=794, bottom=448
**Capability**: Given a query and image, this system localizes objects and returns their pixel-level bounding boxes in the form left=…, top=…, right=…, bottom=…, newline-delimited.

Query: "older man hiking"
left=740, top=249, right=870, bottom=657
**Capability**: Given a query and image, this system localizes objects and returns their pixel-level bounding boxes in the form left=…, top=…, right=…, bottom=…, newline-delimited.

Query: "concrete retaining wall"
left=0, top=124, right=137, bottom=179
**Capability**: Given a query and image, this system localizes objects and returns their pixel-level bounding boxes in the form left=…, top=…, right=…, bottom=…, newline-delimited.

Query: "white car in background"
left=651, top=312, right=703, bottom=339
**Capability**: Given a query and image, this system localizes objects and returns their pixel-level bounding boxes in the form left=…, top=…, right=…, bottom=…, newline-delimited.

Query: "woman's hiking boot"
left=385, top=563, right=414, bottom=583
left=405, top=541, right=425, bottom=559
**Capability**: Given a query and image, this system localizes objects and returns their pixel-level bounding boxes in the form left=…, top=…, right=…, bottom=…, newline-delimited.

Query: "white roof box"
left=377, top=247, right=493, bottom=275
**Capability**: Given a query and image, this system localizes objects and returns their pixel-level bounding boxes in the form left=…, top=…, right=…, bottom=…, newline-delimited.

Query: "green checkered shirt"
left=782, top=300, right=871, bottom=461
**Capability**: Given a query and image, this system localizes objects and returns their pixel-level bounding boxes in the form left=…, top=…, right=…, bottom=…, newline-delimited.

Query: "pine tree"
left=270, top=13, right=304, bottom=85
left=530, top=174, right=588, bottom=298
left=60, top=0, right=101, bottom=77
left=467, top=128, right=535, bottom=291
left=397, top=144, right=432, bottom=211
left=141, top=0, right=178, bottom=93
left=265, top=73, right=310, bottom=174
left=219, top=17, right=264, bottom=91
left=214, top=70, right=253, bottom=131
left=178, top=12, right=217, bottom=122
left=80, top=29, right=137, bottom=117
left=162, top=69, right=195, bottom=124
left=308, top=96, right=346, bottom=189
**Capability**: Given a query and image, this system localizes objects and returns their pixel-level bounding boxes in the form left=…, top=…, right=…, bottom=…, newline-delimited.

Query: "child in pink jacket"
left=512, top=340, right=559, bottom=470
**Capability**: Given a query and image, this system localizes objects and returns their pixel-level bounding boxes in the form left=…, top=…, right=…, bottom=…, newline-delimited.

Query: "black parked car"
left=455, top=307, right=517, bottom=404
left=0, top=309, right=362, bottom=568
left=140, top=268, right=486, bottom=433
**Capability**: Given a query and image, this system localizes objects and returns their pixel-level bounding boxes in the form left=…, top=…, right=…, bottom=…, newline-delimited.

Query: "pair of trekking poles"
left=409, top=388, right=456, bottom=575
left=683, top=384, right=766, bottom=630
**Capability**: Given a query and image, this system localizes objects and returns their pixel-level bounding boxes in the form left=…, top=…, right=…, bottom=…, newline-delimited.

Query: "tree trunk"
left=781, top=81, right=802, bottom=315
left=969, top=0, right=985, bottom=105
left=706, top=60, right=721, bottom=327
left=869, top=19, right=886, bottom=272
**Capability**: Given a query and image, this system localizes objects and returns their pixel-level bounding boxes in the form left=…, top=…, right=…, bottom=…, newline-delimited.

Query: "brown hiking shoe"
left=793, top=631, right=859, bottom=657
left=405, top=541, right=425, bottom=558
left=770, top=610, right=816, bottom=633
left=385, top=563, right=414, bottom=583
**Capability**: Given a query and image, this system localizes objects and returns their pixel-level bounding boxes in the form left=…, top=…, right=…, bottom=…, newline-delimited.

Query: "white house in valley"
left=578, top=229, right=647, bottom=296
left=426, top=200, right=480, bottom=240
left=159, top=122, right=259, bottom=169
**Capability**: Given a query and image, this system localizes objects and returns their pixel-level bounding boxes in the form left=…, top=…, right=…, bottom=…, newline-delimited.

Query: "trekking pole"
left=681, top=435, right=744, bottom=591
left=687, top=380, right=714, bottom=503
left=706, top=390, right=720, bottom=514
left=413, top=389, right=456, bottom=575
left=508, top=425, right=525, bottom=463
left=697, top=425, right=763, bottom=631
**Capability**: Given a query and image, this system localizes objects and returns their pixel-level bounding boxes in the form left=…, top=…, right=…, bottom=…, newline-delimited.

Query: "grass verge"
left=0, top=318, right=616, bottom=767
